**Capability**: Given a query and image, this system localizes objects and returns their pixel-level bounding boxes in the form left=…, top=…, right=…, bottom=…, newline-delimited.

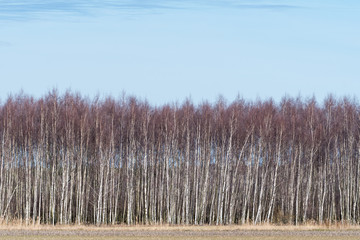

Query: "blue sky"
left=0, top=0, right=359, bottom=105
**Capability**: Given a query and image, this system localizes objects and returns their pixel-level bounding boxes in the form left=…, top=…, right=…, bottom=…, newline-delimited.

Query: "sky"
left=0, top=0, right=359, bottom=106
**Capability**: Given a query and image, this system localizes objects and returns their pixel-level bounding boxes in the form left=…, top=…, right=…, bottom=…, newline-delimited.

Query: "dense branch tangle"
left=0, top=91, right=359, bottom=225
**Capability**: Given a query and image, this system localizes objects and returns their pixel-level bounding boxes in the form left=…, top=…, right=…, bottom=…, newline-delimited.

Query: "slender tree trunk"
left=266, top=128, right=282, bottom=223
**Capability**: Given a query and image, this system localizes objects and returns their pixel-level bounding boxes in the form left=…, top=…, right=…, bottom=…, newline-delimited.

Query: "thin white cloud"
left=0, top=0, right=301, bottom=21
left=0, top=41, right=11, bottom=47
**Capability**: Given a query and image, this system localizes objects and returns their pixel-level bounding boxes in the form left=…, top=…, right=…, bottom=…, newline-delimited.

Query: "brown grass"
left=0, top=222, right=359, bottom=231
left=0, top=236, right=360, bottom=240
left=1, top=222, right=360, bottom=240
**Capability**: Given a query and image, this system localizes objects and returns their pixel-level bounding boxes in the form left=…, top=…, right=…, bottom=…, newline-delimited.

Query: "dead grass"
left=0, top=236, right=360, bottom=240
left=0, top=222, right=359, bottom=231
left=1, top=222, right=360, bottom=240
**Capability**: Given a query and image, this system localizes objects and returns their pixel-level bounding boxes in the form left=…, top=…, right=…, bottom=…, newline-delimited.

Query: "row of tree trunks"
left=0, top=92, right=360, bottom=225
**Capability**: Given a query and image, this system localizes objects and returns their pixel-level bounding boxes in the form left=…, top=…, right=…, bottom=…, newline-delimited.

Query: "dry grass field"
left=2, top=237, right=360, bottom=240
left=1, top=224, right=360, bottom=239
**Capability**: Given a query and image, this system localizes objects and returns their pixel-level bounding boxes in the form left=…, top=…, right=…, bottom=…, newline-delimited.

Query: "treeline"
left=0, top=91, right=359, bottom=225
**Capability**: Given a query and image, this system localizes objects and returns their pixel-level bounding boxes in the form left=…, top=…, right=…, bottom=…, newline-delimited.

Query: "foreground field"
left=1, top=225, right=360, bottom=240
left=6, top=236, right=360, bottom=240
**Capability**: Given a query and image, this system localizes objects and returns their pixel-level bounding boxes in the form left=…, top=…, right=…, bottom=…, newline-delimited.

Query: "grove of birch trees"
left=0, top=91, right=360, bottom=225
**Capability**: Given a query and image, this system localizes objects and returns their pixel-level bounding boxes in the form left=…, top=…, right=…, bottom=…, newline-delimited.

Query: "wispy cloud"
left=0, top=41, right=11, bottom=47
left=0, top=0, right=302, bottom=21
left=0, top=1, right=94, bottom=20
left=232, top=4, right=302, bottom=10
